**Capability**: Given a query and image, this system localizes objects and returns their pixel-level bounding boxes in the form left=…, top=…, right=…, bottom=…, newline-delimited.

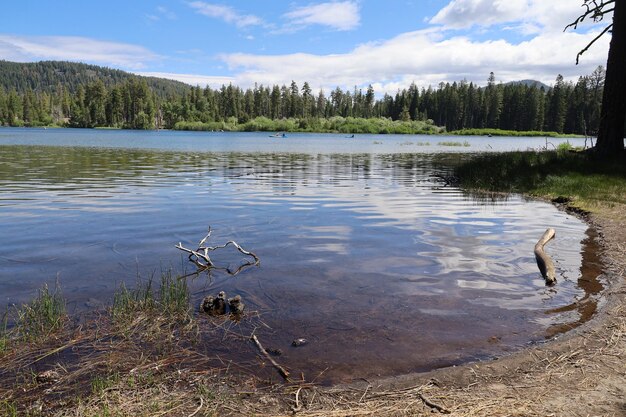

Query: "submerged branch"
left=175, top=227, right=259, bottom=276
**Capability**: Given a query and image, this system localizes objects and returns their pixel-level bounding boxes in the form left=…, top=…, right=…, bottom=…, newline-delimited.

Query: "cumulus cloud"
left=0, top=35, right=160, bottom=70
left=134, top=71, right=235, bottom=88
left=188, top=2, right=263, bottom=28
left=282, top=1, right=360, bottom=31
left=217, top=27, right=608, bottom=94
left=430, top=0, right=600, bottom=33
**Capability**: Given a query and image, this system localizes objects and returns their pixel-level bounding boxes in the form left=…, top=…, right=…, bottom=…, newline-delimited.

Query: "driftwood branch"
left=251, top=334, right=290, bottom=380
left=175, top=227, right=259, bottom=276
left=417, top=392, right=451, bottom=414
left=534, top=228, right=557, bottom=285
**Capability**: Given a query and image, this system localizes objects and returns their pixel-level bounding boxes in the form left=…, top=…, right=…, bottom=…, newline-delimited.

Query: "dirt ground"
left=245, top=203, right=626, bottom=417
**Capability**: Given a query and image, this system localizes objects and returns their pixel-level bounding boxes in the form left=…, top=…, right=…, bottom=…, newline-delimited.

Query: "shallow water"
left=0, top=128, right=604, bottom=383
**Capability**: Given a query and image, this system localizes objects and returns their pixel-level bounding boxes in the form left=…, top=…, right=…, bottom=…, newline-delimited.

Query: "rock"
left=228, top=295, right=245, bottom=315
left=213, top=291, right=227, bottom=315
left=200, top=295, right=214, bottom=313
left=200, top=291, right=227, bottom=315
left=292, top=338, right=308, bottom=347
left=36, top=370, right=60, bottom=384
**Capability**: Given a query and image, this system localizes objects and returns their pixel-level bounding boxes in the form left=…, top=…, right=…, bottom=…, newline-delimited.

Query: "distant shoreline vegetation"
left=448, top=128, right=584, bottom=138
left=173, top=116, right=443, bottom=135
left=0, top=61, right=605, bottom=137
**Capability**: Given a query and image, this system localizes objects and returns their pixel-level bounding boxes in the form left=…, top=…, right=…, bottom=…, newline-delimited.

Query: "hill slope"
left=0, top=60, right=190, bottom=98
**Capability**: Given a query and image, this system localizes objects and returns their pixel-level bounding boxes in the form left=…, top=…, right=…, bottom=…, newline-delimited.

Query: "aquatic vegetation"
left=112, top=271, right=191, bottom=325
left=449, top=128, right=581, bottom=138
left=174, top=116, right=445, bottom=135
left=438, top=141, right=470, bottom=147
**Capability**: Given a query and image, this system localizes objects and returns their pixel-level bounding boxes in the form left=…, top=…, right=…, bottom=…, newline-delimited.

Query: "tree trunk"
left=595, top=0, right=626, bottom=157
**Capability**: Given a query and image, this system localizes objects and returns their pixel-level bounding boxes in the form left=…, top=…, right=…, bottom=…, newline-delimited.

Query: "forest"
left=0, top=60, right=606, bottom=135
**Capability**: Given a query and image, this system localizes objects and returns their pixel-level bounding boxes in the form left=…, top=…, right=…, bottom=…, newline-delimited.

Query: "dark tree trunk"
left=596, top=0, right=626, bottom=157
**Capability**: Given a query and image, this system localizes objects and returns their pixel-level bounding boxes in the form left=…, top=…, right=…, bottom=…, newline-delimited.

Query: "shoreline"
left=0, top=124, right=583, bottom=139
left=1, top=155, right=623, bottom=416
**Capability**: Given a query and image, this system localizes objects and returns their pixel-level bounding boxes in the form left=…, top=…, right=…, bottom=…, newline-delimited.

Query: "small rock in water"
left=291, top=338, right=308, bottom=347
left=200, top=295, right=215, bottom=313
left=228, top=294, right=245, bottom=315
left=200, top=291, right=227, bottom=315
left=213, top=291, right=227, bottom=315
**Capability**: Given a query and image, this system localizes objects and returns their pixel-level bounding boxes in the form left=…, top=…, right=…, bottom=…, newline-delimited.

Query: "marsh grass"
left=449, top=128, right=582, bottom=138
left=111, top=271, right=196, bottom=343
left=438, top=141, right=470, bottom=147
left=0, top=272, right=247, bottom=415
left=454, top=150, right=626, bottom=209
left=14, top=283, right=66, bottom=341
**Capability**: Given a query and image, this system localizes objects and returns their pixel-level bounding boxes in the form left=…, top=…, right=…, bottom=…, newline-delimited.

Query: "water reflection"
left=0, top=142, right=605, bottom=383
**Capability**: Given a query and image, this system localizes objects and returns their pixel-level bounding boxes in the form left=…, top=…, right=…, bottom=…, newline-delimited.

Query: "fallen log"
left=534, top=228, right=557, bottom=285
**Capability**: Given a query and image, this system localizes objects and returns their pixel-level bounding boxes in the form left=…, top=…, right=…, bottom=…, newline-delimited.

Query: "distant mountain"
left=505, top=79, right=550, bottom=90
left=0, top=60, right=191, bottom=98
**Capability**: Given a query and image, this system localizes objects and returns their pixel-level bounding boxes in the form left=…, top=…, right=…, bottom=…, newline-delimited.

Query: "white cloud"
left=134, top=71, right=235, bottom=88
left=282, top=1, right=360, bottom=31
left=188, top=2, right=263, bottom=28
left=430, top=0, right=526, bottom=29
left=430, top=0, right=604, bottom=33
left=0, top=35, right=160, bottom=70
left=217, top=27, right=608, bottom=94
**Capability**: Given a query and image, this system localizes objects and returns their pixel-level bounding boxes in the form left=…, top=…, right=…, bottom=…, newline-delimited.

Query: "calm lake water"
left=0, top=128, right=603, bottom=383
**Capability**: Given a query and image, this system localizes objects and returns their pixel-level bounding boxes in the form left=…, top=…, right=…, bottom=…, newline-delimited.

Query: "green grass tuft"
left=0, top=400, right=18, bottom=417
left=112, top=271, right=191, bottom=324
left=16, top=283, right=66, bottom=340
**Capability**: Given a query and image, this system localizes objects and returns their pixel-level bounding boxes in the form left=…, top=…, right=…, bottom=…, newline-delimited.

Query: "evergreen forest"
left=0, top=60, right=606, bottom=135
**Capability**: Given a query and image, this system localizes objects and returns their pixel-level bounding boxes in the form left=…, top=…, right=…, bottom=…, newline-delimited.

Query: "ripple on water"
left=0, top=134, right=605, bottom=383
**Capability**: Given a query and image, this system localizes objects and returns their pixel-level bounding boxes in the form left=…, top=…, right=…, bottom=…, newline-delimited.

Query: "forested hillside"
left=0, top=60, right=605, bottom=135
left=0, top=61, right=189, bottom=97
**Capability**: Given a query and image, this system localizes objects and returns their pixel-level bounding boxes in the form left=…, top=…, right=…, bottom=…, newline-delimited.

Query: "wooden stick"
left=417, top=392, right=451, bottom=414
left=534, top=228, right=557, bottom=285
left=251, top=334, right=290, bottom=380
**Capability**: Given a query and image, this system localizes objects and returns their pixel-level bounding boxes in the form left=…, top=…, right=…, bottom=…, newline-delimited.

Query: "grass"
left=0, top=274, right=233, bottom=415
left=449, top=128, right=583, bottom=138
left=0, top=282, right=67, bottom=355
left=0, top=310, right=8, bottom=354
left=438, top=141, right=471, bottom=147
left=454, top=150, right=626, bottom=210
left=0, top=400, right=17, bottom=417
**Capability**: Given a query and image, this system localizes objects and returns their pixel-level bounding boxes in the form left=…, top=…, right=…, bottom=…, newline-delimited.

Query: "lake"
left=0, top=128, right=603, bottom=383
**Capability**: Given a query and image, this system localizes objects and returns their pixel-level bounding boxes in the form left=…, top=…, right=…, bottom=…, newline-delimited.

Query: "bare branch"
left=565, top=0, right=615, bottom=30
left=175, top=227, right=260, bottom=276
left=576, top=23, right=613, bottom=64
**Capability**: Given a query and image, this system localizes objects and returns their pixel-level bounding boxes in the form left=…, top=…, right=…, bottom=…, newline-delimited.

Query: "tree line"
left=0, top=66, right=606, bottom=135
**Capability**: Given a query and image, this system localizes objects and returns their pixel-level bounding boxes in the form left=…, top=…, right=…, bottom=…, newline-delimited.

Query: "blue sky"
left=0, top=1, right=611, bottom=93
